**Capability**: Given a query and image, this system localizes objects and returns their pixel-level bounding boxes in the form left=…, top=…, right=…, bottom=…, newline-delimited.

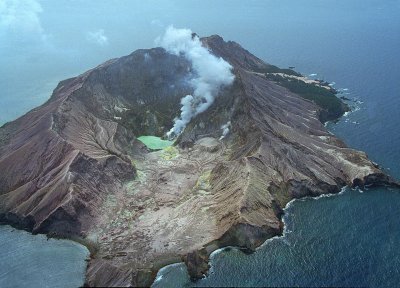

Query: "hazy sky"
left=0, top=0, right=399, bottom=124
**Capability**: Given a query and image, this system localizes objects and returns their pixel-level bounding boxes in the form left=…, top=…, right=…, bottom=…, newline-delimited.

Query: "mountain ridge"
left=0, top=34, right=397, bottom=287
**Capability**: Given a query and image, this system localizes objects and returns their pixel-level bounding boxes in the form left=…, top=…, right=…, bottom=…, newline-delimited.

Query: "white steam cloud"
left=87, top=29, right=109, bottom=46
left=158, top=26, right=235, bottom=138
left=219, top=121, right=231, bottom=140
left=0, top=0, right=47, bottom=41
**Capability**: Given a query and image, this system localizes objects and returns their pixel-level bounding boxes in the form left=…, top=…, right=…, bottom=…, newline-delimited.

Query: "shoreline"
left=1, top=97, right=397, bottom=287
left=1, top=173, right=398, bottom=287
left=0, top=184, right=350, bottom=287
left=150, top=186, right=357, bottom=286
left=0, top=224, right=90, bottom=287
left=153, top=185, right=400, bottom=287
left=1, top=35, right=398, bottom=287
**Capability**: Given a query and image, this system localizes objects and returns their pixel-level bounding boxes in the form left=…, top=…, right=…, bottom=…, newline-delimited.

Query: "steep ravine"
left=0, top=35, right=398, bottom=287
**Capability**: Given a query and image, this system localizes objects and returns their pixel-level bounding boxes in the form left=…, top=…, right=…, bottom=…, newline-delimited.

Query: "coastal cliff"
left=0, top=34, right=397, bottom=287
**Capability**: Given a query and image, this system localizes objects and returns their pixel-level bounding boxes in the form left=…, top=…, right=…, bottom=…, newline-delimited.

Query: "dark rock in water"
left=0, top=34, right=398, bottom=287
left=182, top=249, right=210, bottom=281
left=340, top=95, right=352, bottom=101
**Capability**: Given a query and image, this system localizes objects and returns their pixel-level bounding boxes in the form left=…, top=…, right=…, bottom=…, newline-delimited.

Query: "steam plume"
left=158, top=26, right=235, bottom=138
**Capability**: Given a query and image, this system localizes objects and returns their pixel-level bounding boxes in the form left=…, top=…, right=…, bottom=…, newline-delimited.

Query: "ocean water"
left=1, top=0, right=399, bottom=287
left=153, top=187, right=400, bottom=288
left=0, top=226, right=89, bottom=288
left=152, top=0, right=400, bottom=287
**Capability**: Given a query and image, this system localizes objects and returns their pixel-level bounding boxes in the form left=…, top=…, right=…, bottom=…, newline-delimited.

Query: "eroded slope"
left=0, top=35, right=397, bottom=287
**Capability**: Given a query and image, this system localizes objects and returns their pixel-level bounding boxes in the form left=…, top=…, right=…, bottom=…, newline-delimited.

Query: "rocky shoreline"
left=0, top=34, right=398, bottom=287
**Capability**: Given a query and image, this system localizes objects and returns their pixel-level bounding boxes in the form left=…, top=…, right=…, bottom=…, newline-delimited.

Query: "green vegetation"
left=254, top=64, right=302, bottom=77
left=264, top=73, right=349, bottom=122
left=251, top=63, right=348, bottom=122
left=137, top=135, right=173, bottom=150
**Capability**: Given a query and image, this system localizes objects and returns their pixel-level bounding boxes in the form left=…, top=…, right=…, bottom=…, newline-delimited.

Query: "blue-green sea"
left=152, top=1, right=400, bottom=287
left=1, top=0, right=399, bottom=287
left=0, top=226, right=89, bottom=288
left=153, top=187, right=400, bottom=287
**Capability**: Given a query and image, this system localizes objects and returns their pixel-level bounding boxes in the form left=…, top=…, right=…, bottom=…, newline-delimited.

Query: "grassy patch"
left=254, top=64, right=302, bottom=77
left=264, top=74, right=349, bottom=122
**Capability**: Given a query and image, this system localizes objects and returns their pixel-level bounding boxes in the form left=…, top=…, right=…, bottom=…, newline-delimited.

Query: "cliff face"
left=0, top=35, right=397, bottom=287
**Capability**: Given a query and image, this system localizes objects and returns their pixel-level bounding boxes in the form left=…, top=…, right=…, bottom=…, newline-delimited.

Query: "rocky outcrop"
left=0, top=35, right=398, bottom=287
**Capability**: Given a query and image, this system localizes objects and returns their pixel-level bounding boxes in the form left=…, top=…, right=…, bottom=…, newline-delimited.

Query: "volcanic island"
left=0, top=30, right=398, bottom=287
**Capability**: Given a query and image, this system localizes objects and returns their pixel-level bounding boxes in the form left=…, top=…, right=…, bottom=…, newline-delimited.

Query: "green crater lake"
left=137, top=136, right=173, bottom=150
